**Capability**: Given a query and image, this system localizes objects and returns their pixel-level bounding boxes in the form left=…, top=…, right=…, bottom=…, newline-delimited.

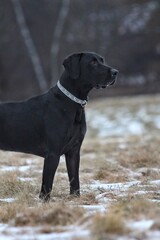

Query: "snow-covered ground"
left=86, top=95, right=160, bottom=137
left=0, top=95, right=160, bottom=239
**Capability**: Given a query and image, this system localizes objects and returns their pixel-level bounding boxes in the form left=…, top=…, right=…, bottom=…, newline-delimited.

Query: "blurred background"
left=0, top=0, right=159, bottom=101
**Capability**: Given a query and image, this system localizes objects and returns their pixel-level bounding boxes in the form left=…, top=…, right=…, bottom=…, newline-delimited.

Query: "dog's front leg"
left=39, top=153, right=60, bottom=201
left=65, top=145, right=81, bottom=196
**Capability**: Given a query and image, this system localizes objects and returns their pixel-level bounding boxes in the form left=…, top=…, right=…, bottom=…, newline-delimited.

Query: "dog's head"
left=63, top=52, right=118, bottom=89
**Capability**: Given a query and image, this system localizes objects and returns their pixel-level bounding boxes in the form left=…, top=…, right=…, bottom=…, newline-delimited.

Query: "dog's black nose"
left=111, top=69, right=119, bottom=78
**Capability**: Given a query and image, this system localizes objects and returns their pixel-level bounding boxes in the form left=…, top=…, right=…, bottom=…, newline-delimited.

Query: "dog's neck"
left=57, top=80, right=87, bottom=107
left=59, top=71, right=92, bottom=101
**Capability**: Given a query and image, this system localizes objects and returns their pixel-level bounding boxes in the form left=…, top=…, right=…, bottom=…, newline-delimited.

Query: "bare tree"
left=11, top=0, right=48, bottom=92
left=51, top=0, right=70, bottom=85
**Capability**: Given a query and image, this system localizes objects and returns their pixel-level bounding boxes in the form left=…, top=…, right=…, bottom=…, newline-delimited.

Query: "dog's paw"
left=39, top=192, right=50, bottom=203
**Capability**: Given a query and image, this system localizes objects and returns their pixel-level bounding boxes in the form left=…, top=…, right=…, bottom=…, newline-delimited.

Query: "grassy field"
left=0, top=94, right=160, bottom=239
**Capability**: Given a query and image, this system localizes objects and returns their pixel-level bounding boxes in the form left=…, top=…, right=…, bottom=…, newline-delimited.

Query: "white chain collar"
left=57, top=80, right=87, bottom=107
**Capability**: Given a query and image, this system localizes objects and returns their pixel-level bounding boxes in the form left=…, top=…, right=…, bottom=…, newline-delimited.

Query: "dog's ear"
left=63, top=53, right=83, bottom=79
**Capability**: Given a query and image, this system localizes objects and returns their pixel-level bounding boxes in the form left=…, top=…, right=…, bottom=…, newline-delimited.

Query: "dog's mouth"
left=95, top=85, right=106, bottom=89
left=108, top=79, right=116, bottom=86
left=95, top=79, right=116, bottom=89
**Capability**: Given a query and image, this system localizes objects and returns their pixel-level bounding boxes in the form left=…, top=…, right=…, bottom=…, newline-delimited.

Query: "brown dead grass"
left=111, top=197, right=160, bottom=220
left=0, top=150, right=41, bottom=166
left=14, top=203, right=84, bottom=226
left=0, top=171, right=25, bottom=197
left=91, top=211, right=129, bottom=237
left=82, top=138, right=118, bottom=157
left=0, top=202, right=84, bottom=226
left=76, top=192, right=98, bottom=205
left=94, top=168, right=129, bottom=183
left=91, top=196, right=160, bottom=238
left=0, top=203, right=20, bottom=223
left=140, top=168, right=160, bottom=181
left=119, top=143, right=160, bottom=170
left=0, top=171, right=39, bottom=204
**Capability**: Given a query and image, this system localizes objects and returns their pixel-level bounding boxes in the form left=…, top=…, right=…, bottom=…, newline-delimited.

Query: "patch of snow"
left=118, top=143, right=127, bottom=149
left=29, top=228, right=90, bottom=240
left=127, top=121, right=144, bottom=134
left=82, top=204, right=106, bottom=213
left=146, top=231, right=160, bottom=240
left=0, top=165, right=32, bottom=172
left=83, top=153, right=97, bottom=160
left=150, top=180, right=160, bottom=185
left=150, top=199, right=160, bottom=203
left=18, top=177, right=35, bottom=182
left=86, top=101, right=160, bottom=138
left=0, top=225, right=90, bottom=240
left=17, top=166, right=32, bottom=172
left=91, top=180, right=140, bottom=191
left=96, top=192, right=117, bottom=204
left=25, top=159, right=34, bottom=164
left=0, top=198, right=15, bottom=203
left=153, top=116, right=160, bottom=129
left=128, top=219, right=154, bottom=231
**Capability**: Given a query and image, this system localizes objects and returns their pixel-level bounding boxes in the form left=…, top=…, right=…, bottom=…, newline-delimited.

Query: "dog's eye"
left=91, top=59, right=98, bottom=65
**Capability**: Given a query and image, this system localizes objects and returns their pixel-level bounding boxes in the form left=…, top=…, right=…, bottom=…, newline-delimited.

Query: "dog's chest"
left=62, top=108, right=86, bottom=154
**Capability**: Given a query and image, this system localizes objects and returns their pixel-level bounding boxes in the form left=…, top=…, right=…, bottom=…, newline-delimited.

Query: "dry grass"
left=82, top=136, right=160, bottom=184
left=111, top=197, right=160, bottom=220
left=140, top=168, right=160, bottom=181
left=119, top=143, right=160, bottom=170
left=15, top=203, right=84, bottom=227
left=0, top=203, right=19, bottom=222
left=82, top=138, right=118, bottom=156
left=91, top=211, right=129, bottom=237
left=0, top=171, right=26, bottom=197
left=91, top=197, right=160, bottom=238
left=0, top=202, right=84, bottom=226
left=76, top=192, right=98, bottom=205
left=94, top=167, right=129, bottom=182
left=0, top=171, right=39, bottom=202
left=0, top=150, right=41, bottom=166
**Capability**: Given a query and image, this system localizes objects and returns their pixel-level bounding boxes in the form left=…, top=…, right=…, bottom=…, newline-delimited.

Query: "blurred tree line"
left=0, top=0, right=159, bottom=101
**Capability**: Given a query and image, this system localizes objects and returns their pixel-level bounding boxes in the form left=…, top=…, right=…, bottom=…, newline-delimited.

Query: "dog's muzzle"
left=95, top=68, right=119, bottom=89
left=111, top=69, right=119, bottom=80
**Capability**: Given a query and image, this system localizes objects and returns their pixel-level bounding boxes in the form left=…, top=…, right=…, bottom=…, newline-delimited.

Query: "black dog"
left=0, top=52, right=118, bottom=201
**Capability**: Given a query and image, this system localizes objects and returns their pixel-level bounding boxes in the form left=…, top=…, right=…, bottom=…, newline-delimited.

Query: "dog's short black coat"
left=0, top=52, right=118, bottom=201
